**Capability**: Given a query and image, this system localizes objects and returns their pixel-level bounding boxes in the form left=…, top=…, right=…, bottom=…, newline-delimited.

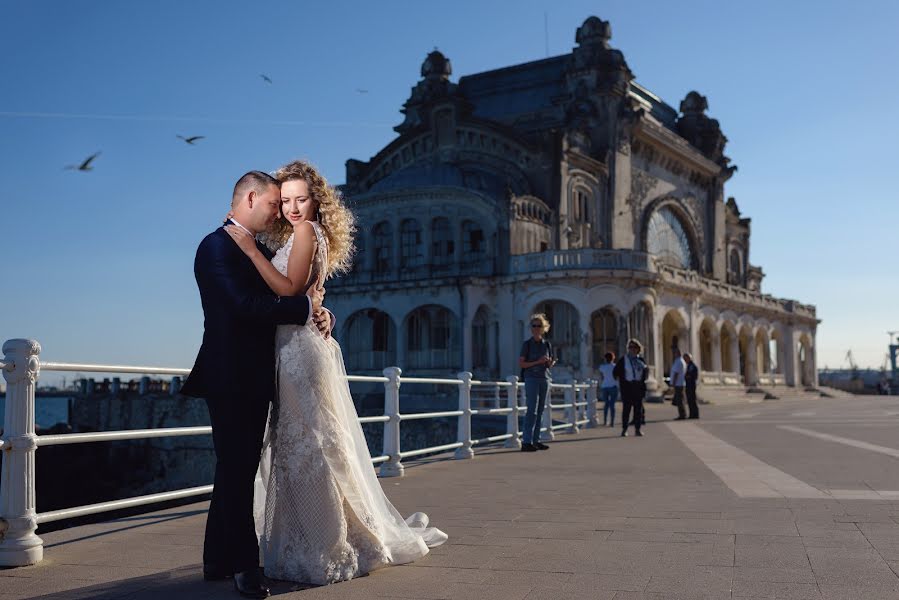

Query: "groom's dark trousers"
left=182, top=225, right=310, bottom=575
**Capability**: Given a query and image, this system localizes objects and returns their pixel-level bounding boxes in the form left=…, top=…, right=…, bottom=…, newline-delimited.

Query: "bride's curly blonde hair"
left=263, top=159, right=356, bottom=279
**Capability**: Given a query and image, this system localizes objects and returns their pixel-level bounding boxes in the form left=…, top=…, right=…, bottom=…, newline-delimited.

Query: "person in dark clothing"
left=181, top=171, right=331, bottom=599
left=684, top=352, right=699, bottom=419
left=518, top=313, right=556, bottom=452
left=612, top=338, right=648, bottom=437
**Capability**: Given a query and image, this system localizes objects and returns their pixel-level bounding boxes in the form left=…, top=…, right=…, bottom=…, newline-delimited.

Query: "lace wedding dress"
left=253, top=222, right=447, bottom=585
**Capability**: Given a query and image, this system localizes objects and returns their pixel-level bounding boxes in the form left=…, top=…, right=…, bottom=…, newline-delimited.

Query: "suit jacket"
left=613, top=355, right=648, bottom=399
left=181, top=225, right=311, bottom=400
left=685, top=362, right=699, bottom=388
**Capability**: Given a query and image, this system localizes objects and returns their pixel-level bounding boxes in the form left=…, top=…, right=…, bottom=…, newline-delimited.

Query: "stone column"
left=579, top=311, right=592, bottom=378
left=610, top=133, right=635, bottom=250
left=810, top=331, right=819, bottom=387
left=746, top=337, right=758, bottom=386
left=783, top=325, right=798, bottom=387
left=711, top=328, right=723, bottom=382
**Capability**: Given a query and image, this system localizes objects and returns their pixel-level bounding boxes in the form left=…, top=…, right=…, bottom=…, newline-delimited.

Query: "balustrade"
left=0, top=338, right=598, bottom=567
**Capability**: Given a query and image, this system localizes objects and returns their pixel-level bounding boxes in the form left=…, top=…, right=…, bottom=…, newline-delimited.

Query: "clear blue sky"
left=1, top=0, right=897, bottom=383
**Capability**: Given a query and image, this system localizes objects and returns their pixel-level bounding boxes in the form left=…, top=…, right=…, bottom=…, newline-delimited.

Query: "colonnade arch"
left=661, top=309, right=689, bottom=373
left=533, top=300, right=581, bottom=371
left=342, top=308, right=397, bottom=372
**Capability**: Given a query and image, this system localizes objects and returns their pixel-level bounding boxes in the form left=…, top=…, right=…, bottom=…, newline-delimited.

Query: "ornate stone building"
left=329, top=16, right=818, bottom=390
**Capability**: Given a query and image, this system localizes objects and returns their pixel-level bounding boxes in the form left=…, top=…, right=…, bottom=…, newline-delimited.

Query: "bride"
left=224, top=159, right=446, bottom=585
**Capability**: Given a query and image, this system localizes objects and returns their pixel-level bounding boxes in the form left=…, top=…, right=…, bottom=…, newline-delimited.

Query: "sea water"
left=0, top=396, right=71, bottom=430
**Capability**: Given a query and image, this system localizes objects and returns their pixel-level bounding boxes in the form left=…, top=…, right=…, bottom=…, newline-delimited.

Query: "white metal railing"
left=0, top=338, right=598, bottom=566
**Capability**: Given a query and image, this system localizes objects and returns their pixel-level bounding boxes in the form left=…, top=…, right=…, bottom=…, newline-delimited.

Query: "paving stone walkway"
left=4, top=393, right=899, bottom=599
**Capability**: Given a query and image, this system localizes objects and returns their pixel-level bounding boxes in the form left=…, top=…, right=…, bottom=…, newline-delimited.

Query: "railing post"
left=454, top=372, right=474, bottom=459
left=541, top=384, right=555, bottom=441
left=380, top=367, right=404, bottom=477
left=586, top=379, right=599, bottom=428
left=568, top=381, right=580, bottom=433
left=0, top=339, right=44, bottom=566
left=493, top=383, right=501, bottom=409
left=504, top=376, right=521, bottom=449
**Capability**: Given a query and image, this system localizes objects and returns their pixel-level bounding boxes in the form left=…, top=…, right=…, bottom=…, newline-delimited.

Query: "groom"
left=182, top=171, right=331, bottom=599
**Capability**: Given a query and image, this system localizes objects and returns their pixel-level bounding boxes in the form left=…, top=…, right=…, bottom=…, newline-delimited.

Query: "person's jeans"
left=600, top=386, right=618, bottom=426
left=523, top=378, right=549, bottom=444
left=673, top=386, right=686, bottom=419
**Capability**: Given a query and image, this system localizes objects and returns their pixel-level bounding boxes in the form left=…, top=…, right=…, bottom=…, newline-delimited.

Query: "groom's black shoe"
left=203, top=564, right=232, bottom=581
left=234, top=568, right=270, bottom=599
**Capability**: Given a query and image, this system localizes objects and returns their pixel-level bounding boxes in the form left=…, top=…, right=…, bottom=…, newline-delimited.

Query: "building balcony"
left=509, top=248, right=654, bottom=275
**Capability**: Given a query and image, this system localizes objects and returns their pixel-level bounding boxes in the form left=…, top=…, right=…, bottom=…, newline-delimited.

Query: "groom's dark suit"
left=182, top=223, right=310, bottom=574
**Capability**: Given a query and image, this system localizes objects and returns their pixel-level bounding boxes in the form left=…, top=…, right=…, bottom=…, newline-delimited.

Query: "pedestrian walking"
left=670, top=350, right=686, bottom=420
left=613, top=339, right=648, bottom=437
left=519, top=313, right=556, bottom=452
left=598, top=352, right=618, bottom=427
left=684, top=352, right=699, bottom=419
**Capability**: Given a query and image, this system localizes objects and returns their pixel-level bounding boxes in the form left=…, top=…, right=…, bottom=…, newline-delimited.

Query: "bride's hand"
left=224, top=225, right=259, bottom=256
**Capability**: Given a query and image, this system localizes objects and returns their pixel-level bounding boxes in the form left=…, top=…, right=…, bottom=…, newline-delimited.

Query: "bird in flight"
left=260, top=74, right=273, bottom=84
left=356, top=88, right=369, bottom=94
left=177, top=135, right=205, bottom=145
left=65, top=152, right=101, bottom=171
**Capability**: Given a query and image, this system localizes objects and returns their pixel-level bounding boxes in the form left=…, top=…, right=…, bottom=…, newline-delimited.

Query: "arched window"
left=472, top=306, right=490, bottom=371
left=572, top=187, right=591, bottom=222
left=431, top=217, right=453, bottom=269
left=729, top=248, right=742, bottom=285
left=343, top=309, right=396, bottom=371
left=462, top=220, right=485, bottom=264
left=627, top=302, right=654, bottom=366
left=400, top=219, right=423, bottom=268
left=720, top=324, right=736, bottom=372
left=699, top=321, right=715, bottom=371
left=352, top=232, right=366, bottom=273
left=646, top=207, right=694, bottom=269
left=591, top=308, right=619, bottom=366
left=373, top=221, right=392, bottom=277
left=535, top=300, right=580, bottom=369
left=406, top=305, right=459, bottom=370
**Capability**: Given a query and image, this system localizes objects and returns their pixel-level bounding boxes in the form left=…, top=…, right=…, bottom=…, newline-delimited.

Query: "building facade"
left=329, top=16, right=819, bottom=390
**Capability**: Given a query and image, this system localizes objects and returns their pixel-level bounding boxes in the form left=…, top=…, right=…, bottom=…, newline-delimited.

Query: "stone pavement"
left=4, top=393, right=899, bottom=599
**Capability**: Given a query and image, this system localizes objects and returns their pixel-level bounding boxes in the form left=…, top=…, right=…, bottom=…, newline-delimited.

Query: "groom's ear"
left=246, top=190, right=255, bottom=208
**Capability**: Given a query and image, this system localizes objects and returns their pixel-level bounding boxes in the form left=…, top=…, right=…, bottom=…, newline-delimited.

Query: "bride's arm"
left=224, top=222, right=316, bottom=298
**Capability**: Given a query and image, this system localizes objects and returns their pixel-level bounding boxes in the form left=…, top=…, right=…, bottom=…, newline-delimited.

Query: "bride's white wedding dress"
left=253, top=222, right=447, bottom=585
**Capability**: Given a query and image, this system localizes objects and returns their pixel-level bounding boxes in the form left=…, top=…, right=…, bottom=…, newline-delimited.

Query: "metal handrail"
left=36, top=485, right=214, bottom=524
left=0, top=341, right=600, bottom=567
left=41, top=362, right=191, bottom=376
left=399, top=410, right=464, bottom=421
left=37, top=426, right=212, bottom=447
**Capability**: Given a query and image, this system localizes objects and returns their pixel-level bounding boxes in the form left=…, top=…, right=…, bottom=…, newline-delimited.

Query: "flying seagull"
left=260, top=74, right=273, bottom=84
left=356, top=88, right=369, bottom=94
left=177, top=135, right=205, bottom=145
left=65, top=152, right=100, bottom=171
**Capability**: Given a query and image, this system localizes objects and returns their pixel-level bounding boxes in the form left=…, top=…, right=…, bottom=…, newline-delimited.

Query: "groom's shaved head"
left=232, top=171, right=279, bottom=207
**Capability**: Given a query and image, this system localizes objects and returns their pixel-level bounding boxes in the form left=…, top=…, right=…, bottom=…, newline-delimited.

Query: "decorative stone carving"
left=676, top=91, right=732, bottom=170
left=570, top=17, right=632, bottom=94
left=627, top=169, right=658, bottom=232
